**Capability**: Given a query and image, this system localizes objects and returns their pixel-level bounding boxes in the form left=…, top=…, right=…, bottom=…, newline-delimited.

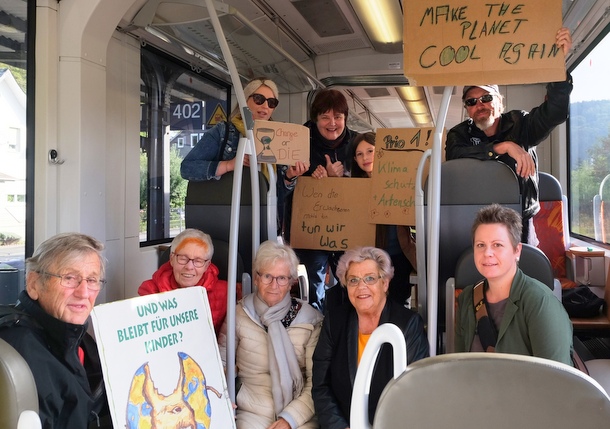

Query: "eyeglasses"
left=172, top=253, right=209, bottom=268
left=464, top=94, right=494, bottom=107
left=346, top=275, right=381, bottom=287
left=39, top=271, right=106, bottom=291
left=250, top=93, right=279, bottom=109
left=257, top=271, right=292, bottom=286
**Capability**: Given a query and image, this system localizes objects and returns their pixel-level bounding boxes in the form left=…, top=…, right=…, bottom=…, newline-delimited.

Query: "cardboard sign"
left=91, top=288, right=235, bottom=429
left=290, top=177, right=376, bottom=250
left=369, top=128, right=441, bottom=225
left=404, top=0, right=565, bottom=86
left=253, top=120, right=309, bottom=165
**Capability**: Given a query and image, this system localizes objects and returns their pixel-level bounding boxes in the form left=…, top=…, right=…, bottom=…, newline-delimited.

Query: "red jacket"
left=138, top=261, right=228, bottom=333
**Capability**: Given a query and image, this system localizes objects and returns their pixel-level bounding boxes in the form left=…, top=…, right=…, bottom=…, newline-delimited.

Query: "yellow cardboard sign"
left=404, top=0, right=565, bottom=86
left=369, top=128, right=442, bottom=225
left=253, top=120, right=310, bottom=165
left=290, top=177, right=376, bottom=250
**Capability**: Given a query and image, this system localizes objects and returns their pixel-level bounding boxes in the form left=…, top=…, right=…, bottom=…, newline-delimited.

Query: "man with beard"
left=445, top=28, right=573, bottom=244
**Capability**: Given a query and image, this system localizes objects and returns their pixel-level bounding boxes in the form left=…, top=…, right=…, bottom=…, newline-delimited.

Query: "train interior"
left=1, top=0, right=610, bottom=423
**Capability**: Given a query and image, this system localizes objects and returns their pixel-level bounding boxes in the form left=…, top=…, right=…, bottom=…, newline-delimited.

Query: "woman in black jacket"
left=312, top=246, right=429, bottom=428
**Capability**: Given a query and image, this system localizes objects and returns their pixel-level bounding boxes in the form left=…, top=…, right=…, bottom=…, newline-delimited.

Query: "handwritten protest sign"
left=91, top=287, right=235, bottom=429
left=254, top=120, right=309, bottom=165
left=369, top=128, right=442, bottom=225
left=290, top=177, right=376, bottom=250
left=404, top=0, right=564, bottom=86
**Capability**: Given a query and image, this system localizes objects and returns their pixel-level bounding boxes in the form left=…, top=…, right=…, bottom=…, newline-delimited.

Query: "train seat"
left=184, top=170, right=270, bottom=274
left=369, top=352, right=610, bottom=429
left=445, top=244, right=554, bottom=353
left=533, top=172, right=576, bottom=292
left=0, top=338, right=42, bottom=429
left=423, top=159, right=521, bottom=335
left=350, top=324, right=610, bottom=429
left=593, top=173, right=610, bottom=243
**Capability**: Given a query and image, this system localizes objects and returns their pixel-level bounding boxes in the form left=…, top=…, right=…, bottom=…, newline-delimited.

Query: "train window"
left=0, top=0, right=28, bottom=305
left=139, top=46, right=230, bottom=245
left=568, top=26, right=610, bottom=244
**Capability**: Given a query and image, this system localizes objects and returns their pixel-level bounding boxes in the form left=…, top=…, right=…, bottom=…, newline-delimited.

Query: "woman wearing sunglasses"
left=445, top=28, right=573, bottom=245
left=180, top=77, right=306, bottom=187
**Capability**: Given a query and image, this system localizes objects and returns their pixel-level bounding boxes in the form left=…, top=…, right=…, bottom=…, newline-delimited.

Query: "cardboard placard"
left=404, top=0, right=565, bottom=86
left=290, top=177, right=376, bottom=250
left=91, top=288, right=235, bottom=429
left=369, top=128, right=441, bottom=225
left=253, top=120, right=309, bottom=165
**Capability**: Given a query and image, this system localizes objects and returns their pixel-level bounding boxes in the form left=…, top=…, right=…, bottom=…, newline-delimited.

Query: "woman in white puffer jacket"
left=219, top=241, right=323, bottom=429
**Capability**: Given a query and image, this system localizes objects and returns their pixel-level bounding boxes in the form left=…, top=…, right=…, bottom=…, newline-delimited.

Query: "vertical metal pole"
left=203, top=0, right=258, bottom=402
left=426, top=86, right=453, bottom=356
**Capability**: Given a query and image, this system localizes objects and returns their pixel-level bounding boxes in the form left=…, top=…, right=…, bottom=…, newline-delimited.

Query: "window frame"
left=139, top=45, right=230, bottom=246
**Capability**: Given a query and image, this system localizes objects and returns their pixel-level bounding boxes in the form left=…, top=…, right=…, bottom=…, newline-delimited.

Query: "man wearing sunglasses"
left=445, top=27, right=573, bottom=244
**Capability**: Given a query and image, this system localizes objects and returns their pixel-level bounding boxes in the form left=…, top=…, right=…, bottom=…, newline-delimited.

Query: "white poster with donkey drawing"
left=91, top=287, right=235, bottom=429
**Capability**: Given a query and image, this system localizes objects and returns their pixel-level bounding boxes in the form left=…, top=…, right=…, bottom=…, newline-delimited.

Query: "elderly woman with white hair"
left=219, top=240, right=323, bottom=429
left=312, top=246, right=429, bottom=429
left=180, top=76, right=307, bottom=187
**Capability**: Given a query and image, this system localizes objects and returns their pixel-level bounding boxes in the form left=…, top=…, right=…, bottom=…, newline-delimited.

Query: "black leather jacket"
left=312, top=299, right=429, bottom=429
left=0, top=291, right=111, bottom=429
left=445, top=77, right=573, bottom=219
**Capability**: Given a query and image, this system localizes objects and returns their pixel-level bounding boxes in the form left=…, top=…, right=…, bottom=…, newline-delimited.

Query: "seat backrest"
left=593, top=174, right=610, bottom=243
left=185, top=170, right=269, bottom=274
left=445, top=244, right=554, bottom=353
left=534, top=172, right=572, bottom=281
left=0, top=338, right=41, bottom=429
left=424, top=159, right=521, bottom=331
left=372, top=353, right=610, bottom=429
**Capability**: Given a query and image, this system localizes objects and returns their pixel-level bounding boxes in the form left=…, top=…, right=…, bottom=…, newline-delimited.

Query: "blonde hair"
left=229, top=77, right=279, bottom=120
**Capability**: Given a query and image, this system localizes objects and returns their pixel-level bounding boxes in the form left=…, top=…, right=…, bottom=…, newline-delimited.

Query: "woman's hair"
left=335, top=246, right=394, bottom=287
left=252, top=240, right=299, bottom=280
left=471, top=203, right=522, bottom=248
left=26, top=232, right=106, bottom=279
left=349, top=132, right=376, bottom=178
left=310, top=89, right=349, bottom=121
left=229, top=76, right=279, bottom=120
left=170, top=228, right=214, bottom=260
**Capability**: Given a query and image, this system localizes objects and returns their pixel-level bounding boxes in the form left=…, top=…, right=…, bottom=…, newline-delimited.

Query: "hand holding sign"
left=404, top=0, right=566, bottom=86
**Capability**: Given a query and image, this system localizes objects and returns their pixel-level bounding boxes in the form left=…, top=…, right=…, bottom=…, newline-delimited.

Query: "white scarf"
left=252, top=292, right=304, bottom=414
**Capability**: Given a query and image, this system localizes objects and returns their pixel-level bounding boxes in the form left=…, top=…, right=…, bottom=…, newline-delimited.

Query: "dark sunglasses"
left=250, top=93, right=279, bottom=108
left=464, top=94, right=494, bottom=107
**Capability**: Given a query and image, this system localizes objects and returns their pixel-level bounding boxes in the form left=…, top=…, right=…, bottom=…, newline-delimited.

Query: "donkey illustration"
left=126, top=352, right=221, bottom=429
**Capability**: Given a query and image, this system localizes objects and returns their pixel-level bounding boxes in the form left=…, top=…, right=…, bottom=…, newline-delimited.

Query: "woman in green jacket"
left=455, top=204, right=573, bottom=365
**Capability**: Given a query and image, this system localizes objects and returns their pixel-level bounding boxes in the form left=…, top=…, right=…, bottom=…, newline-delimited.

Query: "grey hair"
left=335, top=246, right=394, bottom=287
left=252, top=240, right=299, bottom=280
left=170, top=228, right=214, bottom=260
left=26, top=232, right=106, bottom=279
